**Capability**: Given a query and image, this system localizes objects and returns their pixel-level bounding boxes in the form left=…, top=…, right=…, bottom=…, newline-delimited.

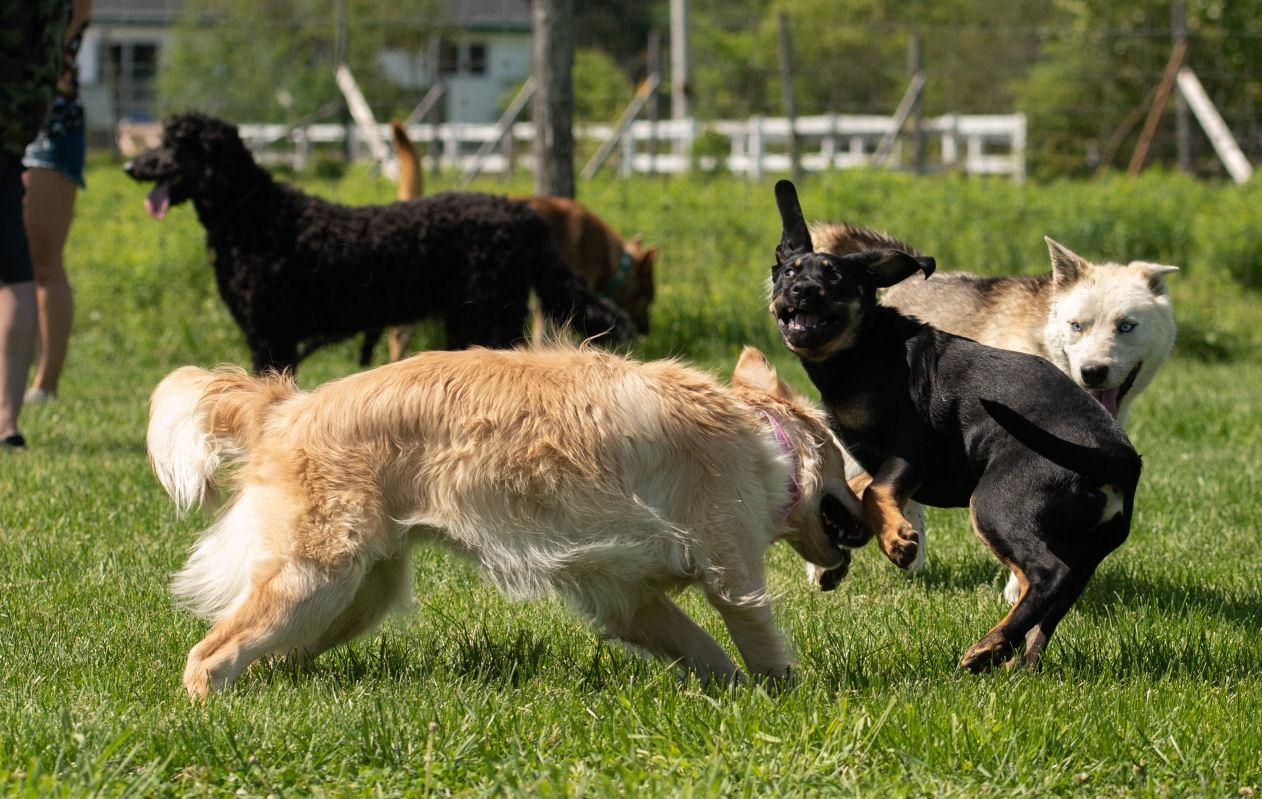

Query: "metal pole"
left=777, top=11, right=801, bottom=183
left=532, top=0, right=576, bottom=198
left=1173, top=0, right=1191, bottom=172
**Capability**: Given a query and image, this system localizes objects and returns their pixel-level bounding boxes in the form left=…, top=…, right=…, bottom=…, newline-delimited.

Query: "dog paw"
left=821, top=493, right=872, bottom=547
left=880, top=523, right=920, bottom=569
left=959, top=634, right=1015, bottom=673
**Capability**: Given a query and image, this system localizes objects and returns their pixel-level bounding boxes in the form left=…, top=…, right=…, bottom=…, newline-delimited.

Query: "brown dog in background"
left=370, top=126, right=657, bottom=363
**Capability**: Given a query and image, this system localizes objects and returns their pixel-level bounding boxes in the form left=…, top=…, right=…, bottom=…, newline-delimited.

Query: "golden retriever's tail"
left=390, top=119, right=421, bottom=201
left=147, top=366, right=295, bottom=513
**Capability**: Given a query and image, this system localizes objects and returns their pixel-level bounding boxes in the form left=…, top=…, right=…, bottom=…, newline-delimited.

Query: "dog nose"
left=1081, top=364, right=1110, bottom=387
left=788, top=281, right=822, bottom=304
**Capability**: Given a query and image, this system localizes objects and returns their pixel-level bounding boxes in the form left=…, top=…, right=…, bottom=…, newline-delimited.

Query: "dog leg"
left=181, top=558, right=363, bottom=699
left=904, top=501, right=928, bottom=572
left=387, top=326, right=412, bottom=362
left=703, top=566, right=791, bottom=681
left=301, top=554, right=412, bottom=660
left=862, top=482, right=921, bottom=569
left=603, top=594, right=739, bottom=685
left=959, top=502, right=1071, bottom=673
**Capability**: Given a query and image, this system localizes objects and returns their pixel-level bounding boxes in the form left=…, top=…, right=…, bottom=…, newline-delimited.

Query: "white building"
left=379, top=0, right=533, bottom=124
left=80, top=0, right=533, bottom=135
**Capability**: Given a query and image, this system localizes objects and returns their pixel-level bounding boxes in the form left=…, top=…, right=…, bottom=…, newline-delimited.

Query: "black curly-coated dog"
left=124, top=113, right=635, bottom=373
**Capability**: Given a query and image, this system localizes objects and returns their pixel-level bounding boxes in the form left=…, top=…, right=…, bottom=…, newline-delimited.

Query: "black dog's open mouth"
left=775, top=304, right=844, bottom=350
left=1086, top=361, right=1142, bottom=418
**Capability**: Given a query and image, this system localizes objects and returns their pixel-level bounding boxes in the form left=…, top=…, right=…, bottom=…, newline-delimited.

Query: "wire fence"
left=91, top=0, right=1262, bottom=181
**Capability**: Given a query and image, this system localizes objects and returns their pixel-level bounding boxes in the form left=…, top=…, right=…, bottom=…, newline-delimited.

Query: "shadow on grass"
left=1074, top=568, right=1262, bottom=628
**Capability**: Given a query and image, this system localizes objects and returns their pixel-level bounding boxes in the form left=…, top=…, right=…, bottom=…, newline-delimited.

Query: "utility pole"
left=1173, top=0, right=1191, bottom=172
left=532, top=0, right=575, bottom=198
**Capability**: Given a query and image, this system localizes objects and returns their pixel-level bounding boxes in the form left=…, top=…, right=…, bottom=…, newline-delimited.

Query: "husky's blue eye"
left=1118, top=321, right=1136, bottom=333
left=1069, top=321, right=1082, bottom=332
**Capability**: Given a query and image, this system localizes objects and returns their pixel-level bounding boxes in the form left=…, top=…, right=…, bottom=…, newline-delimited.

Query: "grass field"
left=1, top=162, right=1260, bottom=796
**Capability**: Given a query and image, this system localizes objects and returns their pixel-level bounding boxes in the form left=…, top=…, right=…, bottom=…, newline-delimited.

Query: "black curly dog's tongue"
left=145, top=182, right=171, bottom=220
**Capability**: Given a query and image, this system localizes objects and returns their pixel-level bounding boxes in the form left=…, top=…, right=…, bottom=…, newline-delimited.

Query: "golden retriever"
left=147, top=344, right=863, bottom=698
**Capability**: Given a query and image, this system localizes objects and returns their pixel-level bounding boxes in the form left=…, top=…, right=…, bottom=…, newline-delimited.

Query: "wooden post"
left=647, top=29, right=660, bottom=175
left=670, top=0, right=689, bottom=122
left=532, top=0, right=576, bottom=198
left=908, top=33, right=925, bottom=175
left=1127, top=39, right=1186, bottom=177
left=1177, top=67, right=1253, bottom=184
left=1173, top=0, right=1191, bottom=172
left=776, top=11, right=801, bottom=184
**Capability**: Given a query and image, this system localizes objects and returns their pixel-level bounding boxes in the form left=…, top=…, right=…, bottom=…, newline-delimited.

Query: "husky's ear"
left=733, top=346, right=792, bottom=399
left=775, top=180, right=813, bottom=264
left=1134, top=261, right=1179, bottom=295
left=1045, top=237, right=1090, bottom=290
left=844, top=249, right=935, bottom=288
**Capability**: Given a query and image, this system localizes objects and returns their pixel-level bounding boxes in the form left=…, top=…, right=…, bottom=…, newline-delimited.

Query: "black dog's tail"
left=529, top=242, right=637, bottom=342
left=980, top=398, right=1141, bottom=486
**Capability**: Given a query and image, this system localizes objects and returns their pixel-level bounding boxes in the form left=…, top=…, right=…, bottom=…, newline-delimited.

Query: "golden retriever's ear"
left=733, top=346, right=792, bottom=399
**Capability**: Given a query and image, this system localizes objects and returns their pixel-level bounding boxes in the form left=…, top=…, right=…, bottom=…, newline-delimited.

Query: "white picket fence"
left=233, top=111, right=1026, bottom=182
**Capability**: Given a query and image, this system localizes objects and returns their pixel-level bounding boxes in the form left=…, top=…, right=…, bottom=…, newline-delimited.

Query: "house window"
left=439, top=42, right=459, bottom=76
left=107, top=40, right=160, bottom=121
left=467, top=43, right=486, bottom=75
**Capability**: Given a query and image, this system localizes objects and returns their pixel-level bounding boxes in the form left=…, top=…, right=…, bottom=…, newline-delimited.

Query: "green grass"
left=2, top=163, right=1260, bottom=796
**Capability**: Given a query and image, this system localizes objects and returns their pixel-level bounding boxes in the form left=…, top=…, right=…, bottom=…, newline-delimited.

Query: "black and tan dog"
left=771, top=181, right=1142, bottom=671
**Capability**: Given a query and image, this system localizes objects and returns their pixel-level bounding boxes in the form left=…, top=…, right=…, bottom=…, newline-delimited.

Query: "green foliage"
left=160, top=0, right=442, bottom=123
left=3, top=164, right=1262, bottom=795
left=572, top=49, right=634, bottom=123
left=1016, top=0, right=1262, bottom=179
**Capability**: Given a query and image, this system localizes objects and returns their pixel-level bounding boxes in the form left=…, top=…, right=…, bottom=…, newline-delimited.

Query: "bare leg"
left=0, top=281, right=36, bottom=439
left=22, top=168, right=76, bottom=396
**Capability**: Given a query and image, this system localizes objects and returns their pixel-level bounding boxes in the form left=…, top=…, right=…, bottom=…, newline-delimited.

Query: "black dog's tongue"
left=1088, top=387, right=1120, bottom=417
left=144, top=182, right=171, bottom=220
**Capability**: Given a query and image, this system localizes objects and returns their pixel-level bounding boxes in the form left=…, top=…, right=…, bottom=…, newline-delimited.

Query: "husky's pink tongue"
left=144, top=182, right=171, bottom=220
left=1089, top=387, right=1120, bottom=418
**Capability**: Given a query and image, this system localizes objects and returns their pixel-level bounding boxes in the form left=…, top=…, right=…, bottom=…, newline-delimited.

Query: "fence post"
left=908, top=33, right=925, bottom=175
left=748, top=115, right=763, bottom=181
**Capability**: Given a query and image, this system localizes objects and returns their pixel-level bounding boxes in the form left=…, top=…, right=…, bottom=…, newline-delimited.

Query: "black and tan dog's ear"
left=846, top=249, right=935, bottom=287
left=774, top=180, right=813, bottom=264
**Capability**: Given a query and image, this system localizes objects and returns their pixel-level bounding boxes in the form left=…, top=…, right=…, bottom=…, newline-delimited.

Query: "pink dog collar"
left=760, top=410, right=803, bottom=519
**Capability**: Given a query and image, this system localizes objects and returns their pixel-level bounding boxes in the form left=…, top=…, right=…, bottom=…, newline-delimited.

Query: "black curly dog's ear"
left=774, top=180, right=813, bottom=265
left=839, top=249, right=936, bottom=288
